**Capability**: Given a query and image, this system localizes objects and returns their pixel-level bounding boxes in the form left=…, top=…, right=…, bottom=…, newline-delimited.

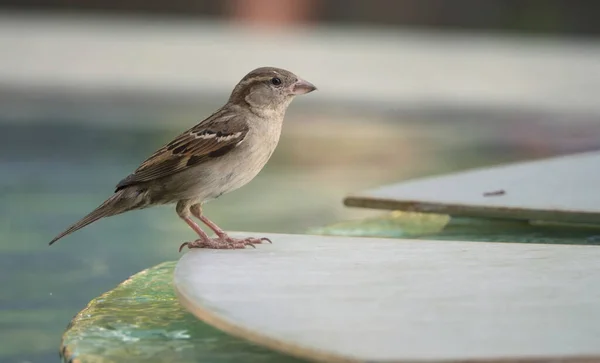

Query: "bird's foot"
left=178, top=235, right=272, bottom=252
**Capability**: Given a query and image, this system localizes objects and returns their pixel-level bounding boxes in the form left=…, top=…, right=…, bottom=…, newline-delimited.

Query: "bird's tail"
left=49, top=189, right=140, bottom=245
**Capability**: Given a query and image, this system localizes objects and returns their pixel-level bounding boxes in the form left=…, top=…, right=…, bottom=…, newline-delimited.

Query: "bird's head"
left=228, top=67, right=317, bottom=112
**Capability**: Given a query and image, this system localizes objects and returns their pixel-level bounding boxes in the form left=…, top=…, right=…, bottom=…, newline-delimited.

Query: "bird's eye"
left=270, top=77, right=282, bottom=86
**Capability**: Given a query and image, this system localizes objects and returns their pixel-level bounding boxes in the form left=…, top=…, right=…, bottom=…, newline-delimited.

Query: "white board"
left=345, top=151, right=600, bottom=225
left=173, top=232, right=600, bottom=363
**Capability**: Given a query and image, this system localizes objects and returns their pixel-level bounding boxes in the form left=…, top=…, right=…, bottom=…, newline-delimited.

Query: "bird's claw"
left=178, top=235, right=272, bottom=252
left=179, top=241, right=190, bottom=253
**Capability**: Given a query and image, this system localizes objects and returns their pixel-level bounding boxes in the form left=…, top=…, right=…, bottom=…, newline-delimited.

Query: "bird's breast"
left=198, top=121, right=282, bottom=201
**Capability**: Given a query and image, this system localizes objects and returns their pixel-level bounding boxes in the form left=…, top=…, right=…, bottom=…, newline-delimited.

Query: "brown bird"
left=49, top=67, right=316, bottom=251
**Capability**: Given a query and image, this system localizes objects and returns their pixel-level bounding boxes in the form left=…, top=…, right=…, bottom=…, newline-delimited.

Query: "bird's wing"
left=115, top=109, right=249, bottom=191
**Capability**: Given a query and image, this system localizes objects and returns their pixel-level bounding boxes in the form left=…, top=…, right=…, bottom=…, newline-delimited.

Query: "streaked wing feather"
left=115, top=110, right=248, bottom=191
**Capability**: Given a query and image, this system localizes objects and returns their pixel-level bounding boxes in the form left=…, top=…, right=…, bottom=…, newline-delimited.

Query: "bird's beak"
left=291, top=78, right=317, bottom=95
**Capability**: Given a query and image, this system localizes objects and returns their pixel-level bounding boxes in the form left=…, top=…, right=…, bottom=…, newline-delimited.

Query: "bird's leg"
left=176, top=201, right=222, bottom=252
left=189, top=203, right=272, bottom=248
left=177, top=219, right=215, bottom=253
left=181, top=216, right=211, bottom=241
left=190, top=204, right=227, bottom=238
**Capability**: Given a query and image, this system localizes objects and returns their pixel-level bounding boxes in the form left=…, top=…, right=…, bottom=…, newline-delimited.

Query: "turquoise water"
left=1, top=107, right=597, bottom=361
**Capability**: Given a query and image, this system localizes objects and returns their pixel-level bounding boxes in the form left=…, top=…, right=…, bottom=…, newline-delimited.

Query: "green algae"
left=311, top=211, right=600, bottom=245
left=60, top=262, right=306, bottom=363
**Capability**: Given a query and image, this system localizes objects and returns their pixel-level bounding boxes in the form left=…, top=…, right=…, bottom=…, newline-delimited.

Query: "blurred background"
left=1, top=1, right=600, bottom=362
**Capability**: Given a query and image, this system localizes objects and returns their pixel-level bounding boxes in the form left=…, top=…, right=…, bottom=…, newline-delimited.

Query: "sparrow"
left=49, top=66, right=317, bottom=251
